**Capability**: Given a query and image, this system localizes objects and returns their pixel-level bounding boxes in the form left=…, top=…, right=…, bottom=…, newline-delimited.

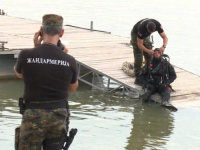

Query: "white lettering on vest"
left=27, top=58, right=70, bottom=67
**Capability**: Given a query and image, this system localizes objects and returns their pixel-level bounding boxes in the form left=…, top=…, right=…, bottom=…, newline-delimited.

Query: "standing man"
left=130, top=18, right=168, bottom=85
left=14, top=14, right=78, bottom=150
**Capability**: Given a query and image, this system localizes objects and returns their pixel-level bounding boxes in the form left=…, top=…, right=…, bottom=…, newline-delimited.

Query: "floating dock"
left=0, top=15, right=200, bottom=107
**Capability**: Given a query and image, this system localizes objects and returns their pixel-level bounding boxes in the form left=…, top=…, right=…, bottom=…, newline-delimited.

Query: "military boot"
left=134, top=75, right=143, bottom=86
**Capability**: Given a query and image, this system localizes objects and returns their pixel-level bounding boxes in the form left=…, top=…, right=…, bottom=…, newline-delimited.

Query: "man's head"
left=154, top=48, right=161, bottom=58
left=147, top=22, right=156, bottom=33
left=153, top=48, right=162, bottom=63
left=41, top=14, right=64, bottom=36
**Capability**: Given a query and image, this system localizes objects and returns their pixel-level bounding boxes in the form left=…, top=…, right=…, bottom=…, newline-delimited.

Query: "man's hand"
left=33, top=31, right=43, bottom=47
left=147, top=50, right=155, bottom=55
left=63, top=44, right=69, bottom=53
left=159, top=46, right=165, bottom=53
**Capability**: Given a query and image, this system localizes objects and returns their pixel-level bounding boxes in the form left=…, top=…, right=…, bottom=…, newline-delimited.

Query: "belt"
left=25, top=101, right=68, bottom=109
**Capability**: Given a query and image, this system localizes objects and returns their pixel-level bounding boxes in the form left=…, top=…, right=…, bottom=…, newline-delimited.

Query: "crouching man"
left=139, top=48, right=176, bottom=106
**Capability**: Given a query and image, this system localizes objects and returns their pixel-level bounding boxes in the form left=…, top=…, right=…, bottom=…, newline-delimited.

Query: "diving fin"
left=160, top=102, right=178, bottom=112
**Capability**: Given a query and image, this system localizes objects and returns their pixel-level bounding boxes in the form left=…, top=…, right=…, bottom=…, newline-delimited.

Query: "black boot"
left=135, top=77, right=141, bottom=86
left=134, top=76, right=143, bottom=86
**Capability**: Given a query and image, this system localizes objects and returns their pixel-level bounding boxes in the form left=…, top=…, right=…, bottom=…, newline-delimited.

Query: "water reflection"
left=0, top=79, right=135, bottom=150
left=126, top=103, right=175, bottom=150
left=66, top=81, right=136, bottom=150
left=0, top=79, right=176, bottom=150
left=0, top=79, right=23, bottom=119
left=0, top=79, right=23, bottom=149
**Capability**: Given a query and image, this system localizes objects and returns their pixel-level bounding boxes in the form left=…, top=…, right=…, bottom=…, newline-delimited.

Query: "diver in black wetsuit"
left=139, top=48, right=177, bottom=105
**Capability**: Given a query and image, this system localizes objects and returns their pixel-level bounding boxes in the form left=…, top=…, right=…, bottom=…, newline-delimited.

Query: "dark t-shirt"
left=131, top=18, right=164, bottom=39
left=15, top=44, right=78, bottom=103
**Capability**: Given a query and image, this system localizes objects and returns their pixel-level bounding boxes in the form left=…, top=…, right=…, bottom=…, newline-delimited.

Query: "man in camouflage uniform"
left=130, top=18, right=168, bottom=85
left=14, top=14, right=78, bottom=150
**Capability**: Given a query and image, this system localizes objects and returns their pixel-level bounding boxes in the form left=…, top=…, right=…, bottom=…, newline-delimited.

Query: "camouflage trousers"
left=130, top=33, right=153, bottom=76
left=17, top=108, right=69, bottom=150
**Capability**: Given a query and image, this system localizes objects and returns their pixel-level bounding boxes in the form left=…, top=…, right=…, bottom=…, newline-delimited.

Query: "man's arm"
left=68, top=56, right=78, bottom=93
left=159, top=32, right=168, bottom=53
left=13, top=66, right=23, bottom=78
left=13, top=50, right=24, bottom=79
left=137, top=38, right=155, bottom=55
left=68, top=80, right=78, bottom=93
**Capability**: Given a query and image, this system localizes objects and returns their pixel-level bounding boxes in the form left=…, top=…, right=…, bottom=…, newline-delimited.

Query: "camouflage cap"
left=42, top=14, right=63, bottom=26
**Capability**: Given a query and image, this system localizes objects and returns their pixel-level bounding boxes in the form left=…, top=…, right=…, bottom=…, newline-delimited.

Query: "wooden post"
left=0, top=41, right=8, bottom=51
left=0, top=10, right=6, bottom=15
left=2, top=43, right=4, bottom=51
left=90, top=21, right=93, bottom=31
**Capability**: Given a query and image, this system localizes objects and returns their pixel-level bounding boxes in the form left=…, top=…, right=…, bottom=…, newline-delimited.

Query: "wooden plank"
left=1, top=15, right=200, bottom=106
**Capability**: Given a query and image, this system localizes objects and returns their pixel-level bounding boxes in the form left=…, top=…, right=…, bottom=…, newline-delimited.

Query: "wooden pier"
left=0, top=15, right=200, bottom=108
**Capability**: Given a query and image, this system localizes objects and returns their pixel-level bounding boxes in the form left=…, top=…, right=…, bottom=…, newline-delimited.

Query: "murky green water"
left=0, top=79, right=200, bottom=150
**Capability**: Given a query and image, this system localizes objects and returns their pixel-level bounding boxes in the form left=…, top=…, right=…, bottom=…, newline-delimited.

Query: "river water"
left=0, top=79, right=200, bottom=150
left=1, top=0, right=200, bottom=150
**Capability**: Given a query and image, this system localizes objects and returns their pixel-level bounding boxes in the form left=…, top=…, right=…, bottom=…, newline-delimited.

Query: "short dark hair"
left=42, top=26, right=62, bottom=36
left=147, top=22, right=156, bottom=32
